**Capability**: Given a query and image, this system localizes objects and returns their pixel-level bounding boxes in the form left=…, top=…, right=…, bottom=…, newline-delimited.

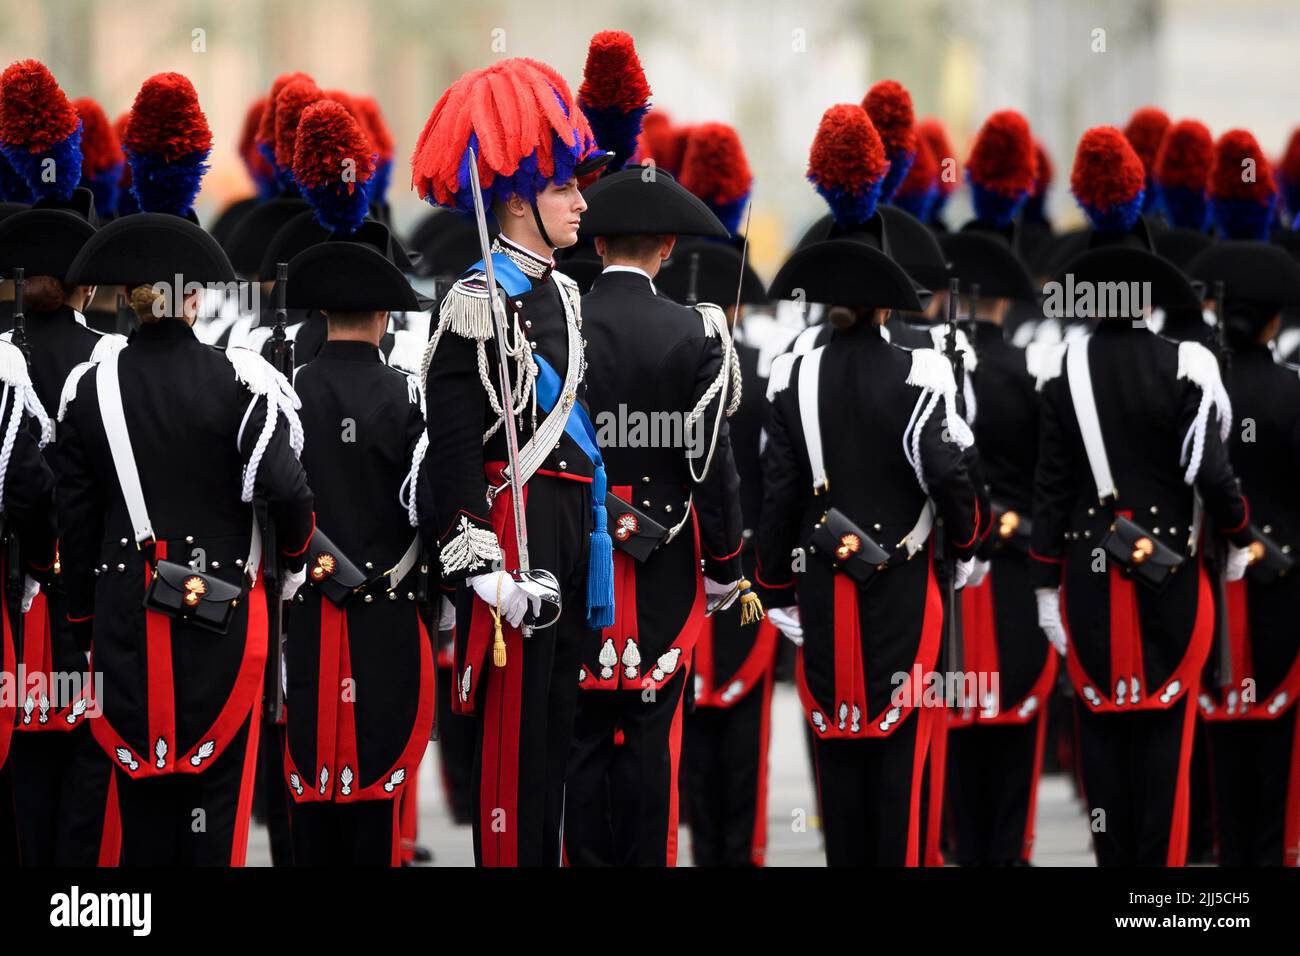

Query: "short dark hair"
left=602, top=234, right=665, bottom=260
left=324, top=309, right=385, bottom=330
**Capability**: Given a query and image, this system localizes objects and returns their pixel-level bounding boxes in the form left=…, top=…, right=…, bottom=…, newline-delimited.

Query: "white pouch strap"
left=383, top=534, right=423, bottom=592
left=96, top=351, right=154, bottom=545
left=899, top=503, right=935, bottom=557
left=1065, top=336, right=1117, bottom=503
left=797, top=346, right=828, bottom=494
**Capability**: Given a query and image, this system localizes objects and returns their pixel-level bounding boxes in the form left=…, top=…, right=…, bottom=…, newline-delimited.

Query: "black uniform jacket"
left=759, top=321, right=985, bottom=739
left=955, top=320, right=1056, bottom=725
left=1031, top=321, right=1250, bottom=714
left=57, top=319, right=313, bottom=778
left=285, top=340, right=437, bottom=801
left=1202, top=343, right=1300, bottom=721
left=578, top=268, right=744, bottom=692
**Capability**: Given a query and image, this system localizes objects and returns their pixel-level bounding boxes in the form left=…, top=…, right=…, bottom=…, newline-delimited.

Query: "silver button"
left=185, top=535, right=194, bottom=544
left=641, top=476, right=650, bottom=484
left=211, top=561, right=220, bottom=569
left=1087, top=507, right=1095, bottom=516
left=407, top=592, right=416, bottom=601
left=530, top=341, right=538, bottom=350
left=1083, top=531, right=1091, bottom=539
left=642, top=500, right=651, bottom=508
left=559, top=460, right=567, bottom=470
left=420, top=565, right=428, bottom=574
left=515, top=301, right=524, bottom=309
left=664, top=504, right=673, bottom=513
left=93, top=568, right=100, bottom=576
left=1263, top=524, right=1273, bottom=534
left=1283, top=545, right=1292, bottom=555
left=364, top=594, right=374, bottom=604
left=120, top=537, right=128, bottom=547
left=116, top=563, right=125, bottom=572
left=872, top=523, right=882, bottom=532
left=388, top=592, right=397, bottom=601
left=365, top=562, right=374, bottom=570
left=1150, top=506, right=1158, bottom=515
left=235, top=559, right=244, bottom=568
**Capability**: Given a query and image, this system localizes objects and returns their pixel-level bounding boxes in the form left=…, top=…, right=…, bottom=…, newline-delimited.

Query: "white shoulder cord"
left=686, top=305, right=742, bottom=485
left=227, top=348, right=304, bottom=504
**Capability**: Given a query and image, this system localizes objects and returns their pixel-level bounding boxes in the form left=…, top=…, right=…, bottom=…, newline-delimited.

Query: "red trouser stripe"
left=145, top=541, right=176, bottom=769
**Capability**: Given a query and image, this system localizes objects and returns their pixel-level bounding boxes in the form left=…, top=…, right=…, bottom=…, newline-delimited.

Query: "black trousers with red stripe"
left=1207, top=711, right=1298, bottom=866
left=114, top=714, right=257, bottom=867
left=10, top=724, right=115, bottom=866
left=1075, top=694, right=1196, bottom=865
left=682, top=670, right=774, bottom=866
left=436, top=663, right=477, bottom=826
left=290, top=797, right=398, bottom=866
left=945, top=719, right=1043, bottom=865
left=813, top=710, right=927, bottom=866
left=565, top=669, right=688, bottom=866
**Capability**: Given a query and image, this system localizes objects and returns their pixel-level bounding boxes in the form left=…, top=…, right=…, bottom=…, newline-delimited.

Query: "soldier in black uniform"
left=1032, top=129, right=1254, bottom=866
left=411, top=57, right=612, bottom=867
left=660, top=240, right=782, bottom=867
left=1187, top=240, right=1300, bottom=866
left=562, top=169, right=751, bottom=865
left=57, top=72, right=314, bottom=866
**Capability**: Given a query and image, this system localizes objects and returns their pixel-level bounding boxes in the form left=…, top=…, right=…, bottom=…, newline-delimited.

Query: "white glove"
left=281, top=565, right=306, bottom=602
left=438, top=595, right=456, bottom=632
left=469, top=571, right=540, bottom=629
left=768, top=606, right=803, bottom=646
left=20, top=574, right=39, bottom=613
left=964, top=559, right=990, bottom=589
left=1035, top=587, right=1068, bottom=656
left=1225, top=544, right=1250, bottom=583
left=704, top=577, right=741, bottom=612
left=953, top=558, right=976, bottom=590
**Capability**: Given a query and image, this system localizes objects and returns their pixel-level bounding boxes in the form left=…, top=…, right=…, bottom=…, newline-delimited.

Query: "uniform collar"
left=318, top=339, right=383, bottom=362
left=494, top=234, right=554, bottom=280
left=600, top=264, right=657, bottom=295
left=972, top=318, right=1004, bottom=345
left=132, top=318, right=197, bottom=342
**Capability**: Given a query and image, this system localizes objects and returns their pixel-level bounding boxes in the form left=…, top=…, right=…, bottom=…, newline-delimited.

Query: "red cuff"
left=755, top=556, right=795, bottom=590
left=67, top=613, right=94, bottom=623
left=1218, top=496, right=1249, bottom=536
left=438, top=508, right=492, bottom=544
left=281, top=512, right=316, bottom=558
left=1029, top=548, right=1063, bottom=565
left=952, top=494, right=980, bottom=550
left=706, top=539, right=745, bottom=563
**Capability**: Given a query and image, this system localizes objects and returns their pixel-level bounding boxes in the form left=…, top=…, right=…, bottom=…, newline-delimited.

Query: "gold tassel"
left=491, top=573, right=507, bottom=668
left=737, top=579, right=765, bottom=626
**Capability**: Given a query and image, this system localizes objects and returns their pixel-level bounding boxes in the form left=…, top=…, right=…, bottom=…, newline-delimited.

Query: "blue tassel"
left=585, top=464, right=615, bottom=630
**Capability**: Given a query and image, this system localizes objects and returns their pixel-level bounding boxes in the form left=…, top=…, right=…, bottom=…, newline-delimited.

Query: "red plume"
left=808, top=104, right=886, bottom=192
left=1070, top=126, right=1144, bottom=209
left=72, top=97, right=119, bottom=177
left=123, top=72, right=212, bottom=160
left=1154, top=119, right=1213, bottom=190
left=353, top=95, right=394, bottom=161
left=256, top=71, right=313, bottom=147
left=679, top=123, right=751, bottom=206
left=114, top=112, right=132, bottom=190
left=0, top=59, right=79, bottom=153
left=917, top=118, right=957, bottom=196
left=274, top=77, right=323, bottom=171
left=578, top=30, right=651, bottom=113
left=636, top=110, right=679, bottom=171
left=1032, top=141, right=1053, bottom=197
left=1279, top=128, right=1300, bottom=187
left=862, top=79, right=916, bottom=157
left=1210, top=129, right=1275, bottom=202
left=966, top=110, right=1036, bottom=196
left=240, top=97, right=266, bottom=162
left=1123, top=107, right=1170, bottom=174
left=293, top=99, right=375, bottom=189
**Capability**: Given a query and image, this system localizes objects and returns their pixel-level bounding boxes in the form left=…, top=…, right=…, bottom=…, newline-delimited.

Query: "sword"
left=941, top=278, right=966, bottom=702
left=1210, top=280, right=1233, bottom=690
left=465, top=150, right=560, bottom=637
left=263, top=262, right=292, bottom=723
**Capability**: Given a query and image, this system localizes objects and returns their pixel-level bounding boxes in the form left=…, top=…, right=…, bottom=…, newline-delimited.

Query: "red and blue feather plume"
left=891, top=128, right=938, bottom=220
left=1153, top=119, right=1213, bottom=231
left=113, top=112, right=136, bottom=215
left=274, top=77, right=324, bottom=191
left=577, top=30, right=651, bottom=175
left=411, top=57, right=601, bottom=215
left=1123, top=107, right=1170, bottom=214
left=1277, top=128, right=1300, bottom=221
left=807, top=104, right=886, bottom=227
left=1070, top=126, right=1145, bottom=234
left=863, top=79, right=916, bottom=203
left=917, top=117, right=957, bottom=222
left=73, top=97, right=122, bottom=218
left=0, top=59, right=83, bottom=203
left=292, top=99, right=376, bottom=235
left=1022, top=140, right=1052, bottom=224
left=1209, top=129, right=1276, bottom=241
left=256, top=72, right=314, bottom=192
left=353, top=95, right=393, bottom=202
left=122, top=72, right=212, bottom=217
left=240, top=96, right=277, bottom=199
left=679, top=123, right=751, bottom=234
left=966, top=110, right=1036, bottom=229
left=635, top=110, right=685, bottom=175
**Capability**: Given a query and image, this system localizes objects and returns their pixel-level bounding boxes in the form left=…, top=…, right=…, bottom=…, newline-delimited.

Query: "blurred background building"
left=3, top=0, right=1298, bottom=276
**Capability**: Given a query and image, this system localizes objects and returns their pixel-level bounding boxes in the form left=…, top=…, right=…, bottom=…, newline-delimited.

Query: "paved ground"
left=248, top=684, right=1096, bottom=866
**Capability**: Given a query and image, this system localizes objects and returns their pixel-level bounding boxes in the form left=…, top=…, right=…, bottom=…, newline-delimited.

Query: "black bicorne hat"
left=768, top=238, right=926, bottom=312
left=282, top=221, right=434, bottom=313
left=223, top=197, right=310, bottom=276
left=208, top=196, right=261, bottom=251
left=0, top=206, right=96, bottom=281
left=1187, top=241, right=1300, bottom=310
left=796, top=207, right=947, bottom=291
left=260, top=210, right=419, bottom=281
left=65, top=213, right=236, bottom=287
left=658, top=238, right=767, bottom=306
left=1152, top=227, right=1213, bottom=271
left=939, top=231, right=1038, bottom=302
left=408, top=208, right=497, bottom=280
left=579, top=168, right=729, bottom=239
left=1052, top=244, right=1201, bottom=313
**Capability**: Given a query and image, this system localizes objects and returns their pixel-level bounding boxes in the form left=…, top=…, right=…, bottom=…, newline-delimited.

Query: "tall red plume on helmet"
left=1277, top=128, right=1300, bottom=217
left=679, top=123, right=751, bottom=234
left=807, top=103, right=886, bottom=227
left=239, top=96, right=276, bottom=199
left=122, top=72, right=212, bottom=216
left=1070, top=126, right=1145, bottom=233
left=274, top=77, right=324, bottom=181
left=352, top=95, right=393, bottom=201
left=578, top=30, right=651, bottom=175
left=1209, top=129, right=1276, bottom=240
left=1153, top=119, right=1213, bottom=230
left=411, top=57, right=600, bottom=214
left=1022, top=140, right=1053, bottom=224
left=1123, top=106, right=1169, bottom=212
left=891, top=129, right=938, bottom=220
left=73, top=97, right=122, bottom=217
left=256, top=71, right=313, bottom=186
left=293, top=99, right=376, bottom=235
left=966, top=110, right=1036, bottom=228
left=113, top=111, right=136, bottom=213
left=0, top=59, right=83, bottom=201
left=862, top=79, right=916, bottom=202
